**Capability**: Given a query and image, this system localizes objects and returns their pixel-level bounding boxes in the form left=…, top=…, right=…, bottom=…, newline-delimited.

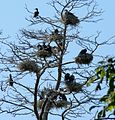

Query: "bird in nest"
left=78, top=49, right=87, bottom=55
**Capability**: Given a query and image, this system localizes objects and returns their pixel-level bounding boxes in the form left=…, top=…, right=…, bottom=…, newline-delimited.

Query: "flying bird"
left=34, top=8, right=39, bottom=17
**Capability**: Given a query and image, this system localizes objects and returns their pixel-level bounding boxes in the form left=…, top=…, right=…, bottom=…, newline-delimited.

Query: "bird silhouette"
left=69, top=75, right=75, bottom=83
left=59, top=93, right=67, bottom=101
left=9, top=74, right=13, bottom=86
left=64, top=73, right=70, bottom=81
left=34, top=8, right=39, bottom=17
left=54, top=29, right=59, bottom=34
left=37, top=44, right=42, bottom=50
left=79, top=49, right=87, bottom=55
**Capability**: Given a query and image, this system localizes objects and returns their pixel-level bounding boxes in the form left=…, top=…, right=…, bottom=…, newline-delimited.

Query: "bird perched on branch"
left=64, top=73, right=75, bottom=84
left=65, top=9, right=75, bottom=16
left=34, top=8, right=39, bottom=17
left=46, top=44, right=52, bottom=53
left=69, top=75, right=75, bottom=83
left=79, top=49, right=87, bottom=55
left=62, top=9, right=80, bottom=25
left=64, top=73, right=70, bottom=81
left=54, top=29, right=59, bottom=35
left=9, top=74, right=13, bottom=86
left=37, top=44, right=42, bottom=50
left=43, top=42, right=47, bottom=50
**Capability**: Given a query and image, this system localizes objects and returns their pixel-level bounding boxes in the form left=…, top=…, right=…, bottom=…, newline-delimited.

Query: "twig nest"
left=49, top=34, right=64, bottom=42
left=36, top=49, right=52, bottom=58
left=61, top=10, right=80, bottom=26
left=18, top=60, right=40, bottom=73
left=54, top=100, right=70, bottom=109
left=65, top=82, right=83, bottom=92
left=75, top=53, right=93, bottom=64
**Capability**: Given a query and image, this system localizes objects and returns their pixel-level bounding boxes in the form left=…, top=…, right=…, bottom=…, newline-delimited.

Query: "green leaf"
left=107, top=102, right=115, bottom=111
left=86, top=76, right=96, bottom=86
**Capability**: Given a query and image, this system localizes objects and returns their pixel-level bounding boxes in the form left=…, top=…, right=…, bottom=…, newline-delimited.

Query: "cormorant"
left=59, top=93, right=67, bottom=101
left=34, top=8, right=39, bottom=17
left=37, top=44, right=42, bottom=50
left=79, top=49, right=87, bottom=55
left=69, top=75, right=75, bottom=83
left=64, top=73, right=70, bottom=81
left=42, top=42, right=47, bottom=50
left=54, top=29, right=59, bottom=34
left=46, top=44, right=52, bottom=53
left=65, top=9, right=74, bottom=16
left=9, top=74, right=13, bottom=86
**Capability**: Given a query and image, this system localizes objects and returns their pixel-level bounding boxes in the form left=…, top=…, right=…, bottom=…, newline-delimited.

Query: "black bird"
left=79, top=49, right=87, bottom=55
left=37, top=44, right=42, bottom=50
left=34, top=8, right=39, bottom=17
left=9, top=74, right=13, bottom=86
left=65, top=10, right=74, bottom=16
left=69, top=75, right=75, bottom=83
left=54, top=29, right=59, bottom=34
left=64, top=73, right=70, bottom=81
left=46, top=44, right=52, bottom=53
left=39, top=95, right=44, bottom=100
left=42, top=42, right=47, bottom=50
left=59, top=93, right=67, bottom=101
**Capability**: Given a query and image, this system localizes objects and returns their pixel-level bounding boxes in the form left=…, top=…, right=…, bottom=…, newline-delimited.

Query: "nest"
left=49, top=34, right=64, bottom=42
left=66, top=82, right=83, bottom=92
left=18, top=60, right=40, bottom=73
left=54, top=100, right=70, bottom=109
left=75, top=53, right=93, bottom=64
left=62, top=14, right=80, bottom=26
left=36, top=50, right=52, bottom=58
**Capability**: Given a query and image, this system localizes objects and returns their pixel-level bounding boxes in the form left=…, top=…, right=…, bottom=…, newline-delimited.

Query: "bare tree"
left=0, top=0, right=114, bottom=120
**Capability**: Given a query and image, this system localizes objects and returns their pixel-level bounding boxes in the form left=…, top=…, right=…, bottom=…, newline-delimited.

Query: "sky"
left=0, top=0, right=115, bottom=120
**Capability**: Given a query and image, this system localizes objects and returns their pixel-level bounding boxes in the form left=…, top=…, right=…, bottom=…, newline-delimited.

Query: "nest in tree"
left=54, top=100, right=70, bottom=109
left=36, top=49, right=52, bottom=58
left=75, top=53, right=93, bottom=64
left=49, top=34, right=64, bottom=42
left=61, top=11, right=80, bottom=26
left=65, top=82, right=83, bottom=92
left=18, top=60, right=40, bottom=73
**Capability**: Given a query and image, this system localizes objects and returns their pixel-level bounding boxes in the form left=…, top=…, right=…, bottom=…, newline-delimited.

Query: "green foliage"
left=89, top=57, right=115, bottom=119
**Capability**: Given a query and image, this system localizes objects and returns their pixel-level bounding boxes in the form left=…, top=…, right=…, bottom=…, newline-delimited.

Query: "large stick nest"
left=75, top=53, right=93, bottom=64
left=49, top=34, right=64, bottom=42
left=36, top=49, right=52, bottom=58
left=65, top=82, right=83, bottom=93
left=18, top=60, right=40, bottom=73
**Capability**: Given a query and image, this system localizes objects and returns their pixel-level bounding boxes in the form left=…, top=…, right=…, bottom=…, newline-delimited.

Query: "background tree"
left=0, top=0, right=114, bottom=120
